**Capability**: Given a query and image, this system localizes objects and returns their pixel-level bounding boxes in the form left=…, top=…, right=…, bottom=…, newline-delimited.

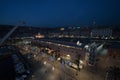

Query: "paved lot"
left=18, top=45, right=119, bottom=80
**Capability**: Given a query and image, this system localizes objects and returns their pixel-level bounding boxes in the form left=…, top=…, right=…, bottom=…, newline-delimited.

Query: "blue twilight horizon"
left=0, top=0, right=120, bottom=27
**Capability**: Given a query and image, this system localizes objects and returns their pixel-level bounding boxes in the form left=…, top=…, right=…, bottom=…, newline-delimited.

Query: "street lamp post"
left=61, top=59, right=66, bottom=80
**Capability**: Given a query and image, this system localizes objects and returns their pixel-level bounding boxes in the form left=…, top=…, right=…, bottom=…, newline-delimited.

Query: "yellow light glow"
left=43, top=61, right=47, bottom=65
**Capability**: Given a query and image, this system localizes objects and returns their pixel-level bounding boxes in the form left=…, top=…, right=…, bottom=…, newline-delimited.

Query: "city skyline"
left=0, top=0, right=120, bottom=27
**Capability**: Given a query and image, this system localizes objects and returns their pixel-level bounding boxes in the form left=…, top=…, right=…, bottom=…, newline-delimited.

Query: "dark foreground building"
left=0, top=47, right=15, bottom=80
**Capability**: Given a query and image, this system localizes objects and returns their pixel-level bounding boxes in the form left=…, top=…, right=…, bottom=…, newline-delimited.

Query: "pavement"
left=29, top=53, right=105, bottom=80
left=18, top=45, right=107, bottom=80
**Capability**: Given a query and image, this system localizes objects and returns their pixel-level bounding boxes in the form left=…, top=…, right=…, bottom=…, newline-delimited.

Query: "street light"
left=43, top=61, right=47, bottom=65
left=76, top=41, right=82, bottom=46
left=57, top=57, right=61, bottom=61
left=79, top=60, right=83, bottom=64
left=66, top=54, right=71, bottom=60
left=52, top=66, right=55, bottom=71
left=61, top=60, right=66, bottom=80
left=79, top=65, right=83, bottom=69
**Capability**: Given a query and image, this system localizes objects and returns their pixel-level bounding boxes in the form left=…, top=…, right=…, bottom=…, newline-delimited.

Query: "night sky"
left=0, top=0, right=120, bottom=27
